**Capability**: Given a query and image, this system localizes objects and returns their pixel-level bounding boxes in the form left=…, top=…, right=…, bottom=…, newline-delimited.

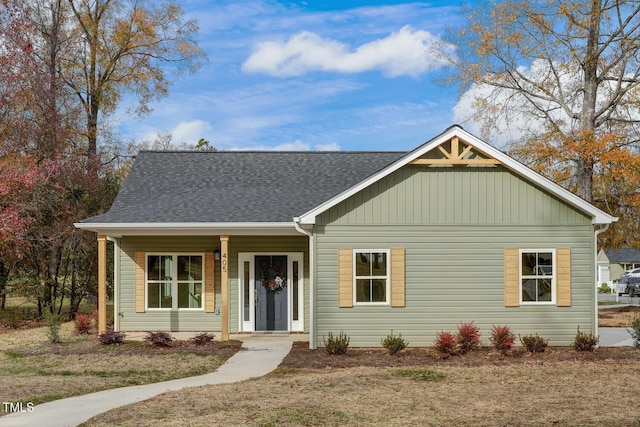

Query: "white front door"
left=238, top=252, right=304, bottom=332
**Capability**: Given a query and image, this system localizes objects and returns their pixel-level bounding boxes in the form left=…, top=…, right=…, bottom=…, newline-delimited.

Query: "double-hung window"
left=354, top=250, right=389, bottom=304
left=147, top=254, right=203, bottom=310
left=520, top=250, right=555, bottom=303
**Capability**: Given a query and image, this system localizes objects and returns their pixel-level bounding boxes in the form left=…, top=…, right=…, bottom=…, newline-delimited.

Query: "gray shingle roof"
left=83, top=151, right=405, bottom=223
left=602, top=248, right=640, bottom=263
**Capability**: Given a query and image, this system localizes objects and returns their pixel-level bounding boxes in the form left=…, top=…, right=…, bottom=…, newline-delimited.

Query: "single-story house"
left=76, top=125, right=617, bottom=347
left=597, top=248, right=640, bottom=284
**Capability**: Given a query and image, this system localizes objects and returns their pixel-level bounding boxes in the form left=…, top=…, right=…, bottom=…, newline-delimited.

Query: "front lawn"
left=0, top=323, right=240, bottom=406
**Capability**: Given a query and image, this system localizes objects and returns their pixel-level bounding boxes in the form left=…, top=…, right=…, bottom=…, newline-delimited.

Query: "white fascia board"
left=73, top=222, right=300, bottom=237
left=298, top=126, right=617, bottom=226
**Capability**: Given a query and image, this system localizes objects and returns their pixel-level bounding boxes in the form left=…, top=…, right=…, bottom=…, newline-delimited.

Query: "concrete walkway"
left=599, top=327, right=635, bottom=347
left=0, top=339, right=292, bottom=427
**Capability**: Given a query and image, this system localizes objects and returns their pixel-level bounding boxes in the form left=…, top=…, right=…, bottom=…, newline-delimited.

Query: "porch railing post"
left=97, top=235, right=107, bottom=334
left=220, top=235, right=229, bottom=341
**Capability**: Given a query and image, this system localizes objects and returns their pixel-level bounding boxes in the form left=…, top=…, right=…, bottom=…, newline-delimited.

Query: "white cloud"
left=170, top=120, right=214, bottom=145
left=242, top=25, right=454, bottom=78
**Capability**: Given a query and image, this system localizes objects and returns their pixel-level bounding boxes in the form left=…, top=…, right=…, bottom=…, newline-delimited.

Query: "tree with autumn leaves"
left=0, top=0, right=204, bottom=317
left=447, top=0, right=640, bottom=247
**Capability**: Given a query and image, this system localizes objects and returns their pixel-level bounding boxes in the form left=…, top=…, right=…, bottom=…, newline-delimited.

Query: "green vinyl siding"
left=314, top=165, right=595, bottom=347
left=318, top=165, right=591, bottom=226
left=315, top=224, right=595, bottom=347
left=118, top=235, right=309, bottom=333
left=118, top=236, right=220, bottom=332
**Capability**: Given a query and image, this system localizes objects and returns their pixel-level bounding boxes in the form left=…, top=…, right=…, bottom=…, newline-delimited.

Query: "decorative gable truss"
left=409, top=136, right=501, bottom=166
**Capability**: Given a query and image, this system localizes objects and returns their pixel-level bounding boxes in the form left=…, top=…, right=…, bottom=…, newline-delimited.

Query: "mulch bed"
left=278, top=341, right=640, bottom=370
left=0, top=319, right=46, bottom=333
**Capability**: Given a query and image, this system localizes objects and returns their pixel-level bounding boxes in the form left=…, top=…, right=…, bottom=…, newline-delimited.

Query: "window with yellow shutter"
left=504, top=248, right=571, bottom=307
left=339, top=248, right=405, bottom=308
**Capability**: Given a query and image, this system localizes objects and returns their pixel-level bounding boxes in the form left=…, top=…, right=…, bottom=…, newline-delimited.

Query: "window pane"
left=148, top=282, right=172, bottom=308
left=292, top=261, right=299, bottom=321
left=355, top=279, right=370, bottom=302
left=178, top=256, right=202, bottom=281
left=371, top=279, right=386, bottom=302
left=371, top=253, right=387, bottom=276
left=521, top=253, right=535, bottom=275
left=537, top=253, right=553, bottom=275
left=178, top=282, right=202, bottom=308
left=538, top=279, right=552, bottom=301
left=355, top=279, right=387, bottom=303
left=355, top=252, right=371, bottom=276
left=522, top=278, right=536, bottom=302
left=148, top=255, right=173, bottom=281
left=243, top=261, right=250, bottom=322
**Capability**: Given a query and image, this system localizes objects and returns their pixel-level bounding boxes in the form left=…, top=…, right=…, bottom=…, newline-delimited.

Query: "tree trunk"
left=0, top=261, right=8, bottom=310
left=576, top=0, right=602, bottom=203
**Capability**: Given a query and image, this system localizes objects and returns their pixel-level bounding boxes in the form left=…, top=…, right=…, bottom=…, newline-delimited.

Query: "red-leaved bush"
left=74, top=313, right=94, bottom=335
left=490, top=324, right=516, bottom=354
left=434, top=331, right=458, bottom=358
left=457, top=321, right=482, bottom=354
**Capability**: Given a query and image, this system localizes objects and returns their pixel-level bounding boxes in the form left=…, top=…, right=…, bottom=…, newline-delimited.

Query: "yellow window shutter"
left=504, top=248, right=519, bottom=307
left=134, top=252, right=145, bottom=313
left=204, top=252, right=215, bottom=313
left=390, top=248, right=405, bottom=307
left=338, top=249, right=353, bottom=308
left=556, top=248, right=571, bottom=307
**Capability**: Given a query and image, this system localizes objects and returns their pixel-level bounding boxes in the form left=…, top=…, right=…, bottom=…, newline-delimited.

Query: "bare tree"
left=447, top=0, right=640, bottom=205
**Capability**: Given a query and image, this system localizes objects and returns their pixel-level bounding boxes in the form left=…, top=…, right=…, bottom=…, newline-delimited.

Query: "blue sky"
left=116, top=1, right=470, bottom=151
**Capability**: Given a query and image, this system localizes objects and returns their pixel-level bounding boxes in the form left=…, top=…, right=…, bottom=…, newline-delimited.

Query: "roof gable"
left=298, top=125, right=617, bottom=225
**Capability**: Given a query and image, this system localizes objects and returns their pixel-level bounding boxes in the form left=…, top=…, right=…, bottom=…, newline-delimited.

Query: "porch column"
left=220, top=235, right=229, bottom=341
left=97, top=235, right=107, bottom=334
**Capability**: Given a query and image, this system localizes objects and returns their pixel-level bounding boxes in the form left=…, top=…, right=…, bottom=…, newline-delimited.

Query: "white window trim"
left=146, top=253, right=205, bottom=311
left=519, top=248, right=556, bottom=305
left=353, top=249, right=390, bottom=306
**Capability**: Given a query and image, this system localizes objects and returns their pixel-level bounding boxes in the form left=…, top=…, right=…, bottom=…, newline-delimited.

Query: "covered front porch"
left=89, top=225, right=312, bottom=341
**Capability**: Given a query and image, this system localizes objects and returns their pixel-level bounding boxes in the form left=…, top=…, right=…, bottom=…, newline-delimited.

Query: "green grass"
left=394, top=368, right=446, bottom=382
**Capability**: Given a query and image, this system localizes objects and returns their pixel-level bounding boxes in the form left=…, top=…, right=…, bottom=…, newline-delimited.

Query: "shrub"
left=456, top=321, right=482, bottom=354
left=43, top=311, right=63, bottom=343
left=519, top=333, right=549, bottom=353
left=97, top=330, right=126, bottom=345
left=2, top=311, right=21, bottom=329
left=191, top=332, right=215, bottom=346
left=380, top=330, right=409, bottom=355
left=572, top=327, right=598, bottom=352
left=628, top=313, right=640, bottom=350
left=490, top=324, right=516, bottom=355
left=145, top=331, right=174, bottom=347
left=323, top=331, right=350, bottom=355
left=434, top=331, right=458, bottom=358
left=598, top=283, right=611, bottom=293
left=74, top=313, right=94, bottom=335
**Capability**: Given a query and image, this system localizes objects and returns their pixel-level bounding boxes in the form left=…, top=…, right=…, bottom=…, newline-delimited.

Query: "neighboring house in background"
left=76, top=125, right=617, bottom=347
left=597, top=248, right=640, bottom=285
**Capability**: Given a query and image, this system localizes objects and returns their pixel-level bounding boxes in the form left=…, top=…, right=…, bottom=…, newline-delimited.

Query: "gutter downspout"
left=294, top=218, right=315, bottom=349
left=594, top=224, right=610, bottom=342
left=108, top=237, right=120, bottom=332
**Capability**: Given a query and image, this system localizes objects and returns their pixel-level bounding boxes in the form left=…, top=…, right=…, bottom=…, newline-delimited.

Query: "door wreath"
left=260, top=264, right=286, bottom=293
